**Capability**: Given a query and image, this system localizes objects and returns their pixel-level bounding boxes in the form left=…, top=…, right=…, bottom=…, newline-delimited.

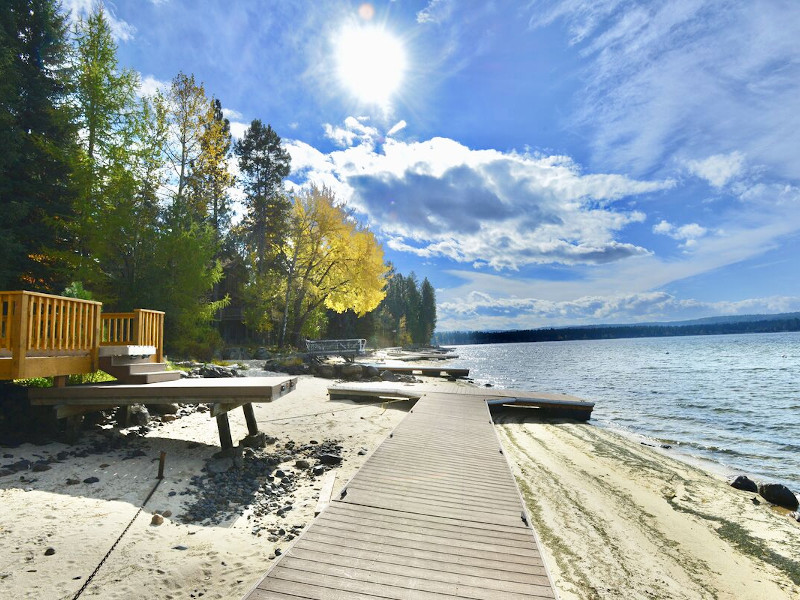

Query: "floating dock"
left=242, top=382, right=575, bottom=599
left=359, top=364, right=470, bottom=378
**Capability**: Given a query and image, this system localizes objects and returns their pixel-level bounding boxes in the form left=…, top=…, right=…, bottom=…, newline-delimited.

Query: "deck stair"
left=98, top=348, right=180, bottom=384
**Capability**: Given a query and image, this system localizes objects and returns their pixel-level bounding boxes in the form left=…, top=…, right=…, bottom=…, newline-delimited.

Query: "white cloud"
left=387, top=120, right=407, bottom=136
left=529, top=1, right=800, bottom=180
left=417, top=0, right=455, bottom=24
left=652, top=220, right=708, bottom=246
left=138, top=75, right=168, bottom=97
left=685, top=152, right=745, bottom=187
left=222, top=108, right=243, bottom=121
left=229, top=121, right=249, bottom=140
left=64, top=0, right=136, bottom=42
left=287, top=118, right=674, bottom=270
left=436, top=288, right=800, bottom=331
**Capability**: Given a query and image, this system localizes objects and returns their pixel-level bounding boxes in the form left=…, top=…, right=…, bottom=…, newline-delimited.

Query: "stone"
left=66, top=478, right=80, bottom=485
left=730, top=475, right=758, bottom=493
left=0, top=469, right=13, bottom=477
left=172, top=545, right=188, bottom=551
left=151, top=514, right=164, bottom=526
left=129, top=405, right=150, bottom=427
left=358, top=447, right=368, bottom=456
left=380, top=370, right=400, bottom=382
left=363, top=365, right=380, bottom=378
left=758, top=483, right=799, bottom=510
left=318, top=453, right=342, bottom=466
left=149, top=403, right=180, bottom=415
left=789, top=511, right=800, bottom=522
left=162, top=510, right=172, bottom=518
left=312, top=465, right=325, bottom=476
left=32, top=462, right=51, bottom=472
left=295, top=459, right=311, bottom=470
left=44, top=547, right=56, bottom=556
left=339, top=364, right=362, bottom=380
left=161, top=415, right=177, bottom=423
left=83, top=477, right=99, bottom=484
left=314, top=364, right=335, bottom=378
left=242, top=432, right=267, bottom=449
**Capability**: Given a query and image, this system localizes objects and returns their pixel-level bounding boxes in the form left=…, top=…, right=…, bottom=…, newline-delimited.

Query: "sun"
left=335, top=25, right=407, bottom=106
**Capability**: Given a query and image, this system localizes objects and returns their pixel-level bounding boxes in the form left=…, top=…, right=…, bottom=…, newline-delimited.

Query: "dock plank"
left=242, top=383, right=562, bottom=600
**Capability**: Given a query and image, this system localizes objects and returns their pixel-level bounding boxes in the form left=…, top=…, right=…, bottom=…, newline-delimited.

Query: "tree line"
left=0, top=3, right=435, bottom=356
left=433, top=318, right=800, bottom=346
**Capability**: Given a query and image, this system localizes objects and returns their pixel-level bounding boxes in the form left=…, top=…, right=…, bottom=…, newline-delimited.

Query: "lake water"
left=449, top=332, right=800, bottom=492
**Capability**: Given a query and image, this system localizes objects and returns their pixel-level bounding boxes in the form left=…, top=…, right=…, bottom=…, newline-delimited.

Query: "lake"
left=450, top=332, right=800, bottom=491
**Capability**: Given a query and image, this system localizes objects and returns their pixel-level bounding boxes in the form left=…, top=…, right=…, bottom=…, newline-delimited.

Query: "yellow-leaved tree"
left=279, top=185, right=389, bottom=347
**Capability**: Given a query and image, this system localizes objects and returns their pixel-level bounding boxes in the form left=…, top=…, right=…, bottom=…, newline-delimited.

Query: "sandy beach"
left=1, top=373, right=798, bottom=599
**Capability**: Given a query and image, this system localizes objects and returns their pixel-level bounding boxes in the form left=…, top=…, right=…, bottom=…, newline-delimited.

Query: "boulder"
left=758, top=483, right=799, bottom=510
left=380, top=370, right=400, bottom=382
left=363, top=365, right=380, bottom=378
left=314, top=364, right=335, bottom=378
left=730, top=475, right=758, bottom=493
left=339, top=364, right=363, bottom=380
left=129, top=405, right=150, bottom=427
left=199, top=364, right=237, bottom=378
left=318, top=453, right=342, bottom=466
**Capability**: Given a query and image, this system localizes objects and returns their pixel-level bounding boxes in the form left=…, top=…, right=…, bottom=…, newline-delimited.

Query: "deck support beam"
left=216, top=413, right=233, bottom=452
left=242, top=402, right=259, bottom=436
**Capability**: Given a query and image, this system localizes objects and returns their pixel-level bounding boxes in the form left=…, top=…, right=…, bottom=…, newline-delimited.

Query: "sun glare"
left=336, top=25, right=407, bottom=106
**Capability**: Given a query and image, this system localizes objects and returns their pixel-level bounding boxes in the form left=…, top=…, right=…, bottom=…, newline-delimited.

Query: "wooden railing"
left=101, top=309, right=164, bottom=362
left=0, top=291, right=102, bottom=380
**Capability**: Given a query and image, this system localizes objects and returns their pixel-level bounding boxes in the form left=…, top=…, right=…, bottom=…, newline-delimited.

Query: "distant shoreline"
left=435, top=315, right=800, bottom=345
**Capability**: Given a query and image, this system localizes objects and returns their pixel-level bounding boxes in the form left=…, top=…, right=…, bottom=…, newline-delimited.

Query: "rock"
left=44, top=547, right=56, bottom=556
left=172, top=545, right=188, bottom=551
left=83, top=476, right=99, bottom=484
left=8, top=459, right=31, bottom=472
left=339, top=364, right=362, bottom=380
left=312, top=465, right=325, bottom=476
left=731, top=475, right=758, bottom=493
left=207, top=457, right=234, bottom=474
left=380, top=370, right=400, bottom=382
left=0, top=469, right=13, bottom=477
left=200, top=364, right=237, bottom=378
left=358, top=447, right=368, bottom=456
left=363, top=365, right=380, bottom=378
left=242, top=432, right=268, bottom=449
left=66, top=478, right=80, bottom=485
left=318, top=453, right=342, bottom=466
left=789, top=511, right=800, bottom=522
left=295, top=459, right=310, bottom=469
left=148, top=403, right=180, bottom=415
left=162, top=510, right=172, bottom=518
left=129, top=405, right=150, bottom=427
left=758, top=483, right=799, bottom=510
left=751, top=497, right=760, bottom=505
left=151, top=514, right=164, bottom=526
left=32, top=462, right=51, bottom=472
left=161, top=415, right=177, bottom=423
left=254, top=347, right=272, bottom=360
left=314, top=364, right=335, bottom=378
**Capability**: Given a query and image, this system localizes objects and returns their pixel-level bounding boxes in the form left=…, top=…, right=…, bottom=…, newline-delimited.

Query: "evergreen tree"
left=420, top=277, right=437, bottom=343
left=235, top=119, right=291, bottom=273
left=0, top=0, right=79, bottom=290
left=70, top=5, right=141, bottom=296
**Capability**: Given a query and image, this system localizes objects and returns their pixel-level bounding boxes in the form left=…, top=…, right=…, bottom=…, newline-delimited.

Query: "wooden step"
left=119, top=370, right=181, bottom=384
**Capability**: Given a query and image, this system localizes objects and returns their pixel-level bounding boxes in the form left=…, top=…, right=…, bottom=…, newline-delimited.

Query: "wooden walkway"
left=243, top=387, right=558, bottom=600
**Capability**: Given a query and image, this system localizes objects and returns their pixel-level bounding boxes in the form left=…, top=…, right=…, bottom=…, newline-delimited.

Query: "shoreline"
left=0, top=369, right=798, bottom=599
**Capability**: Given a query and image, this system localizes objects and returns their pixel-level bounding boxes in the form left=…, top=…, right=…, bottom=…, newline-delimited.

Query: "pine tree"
left=235, top=119, right=291, bottom=274
left=0, top=0, right=79, bottom=290
left=420, top=277, right=437, bottom=344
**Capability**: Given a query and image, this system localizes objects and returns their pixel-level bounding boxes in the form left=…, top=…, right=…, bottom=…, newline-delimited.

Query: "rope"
left=71, top=477, right=162, bottom=600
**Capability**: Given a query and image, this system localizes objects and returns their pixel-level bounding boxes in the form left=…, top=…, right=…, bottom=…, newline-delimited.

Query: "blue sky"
left=67, top=0, right=800, bottom=331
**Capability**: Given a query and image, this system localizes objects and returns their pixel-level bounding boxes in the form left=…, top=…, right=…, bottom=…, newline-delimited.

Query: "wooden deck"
left=360, top=364, right=470, bottom=378
left=243, top=385, right=560, bottom=600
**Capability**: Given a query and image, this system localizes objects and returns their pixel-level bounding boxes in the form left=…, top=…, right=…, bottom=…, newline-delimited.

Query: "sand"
left=1, top=373, right=798, bottom=599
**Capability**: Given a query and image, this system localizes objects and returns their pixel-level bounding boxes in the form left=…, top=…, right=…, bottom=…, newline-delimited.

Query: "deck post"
left=216, top=413, right=234, bottom=451
left=242, top=402, right=259, bottom=436
left=10, top=292, right=30, bottom=379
